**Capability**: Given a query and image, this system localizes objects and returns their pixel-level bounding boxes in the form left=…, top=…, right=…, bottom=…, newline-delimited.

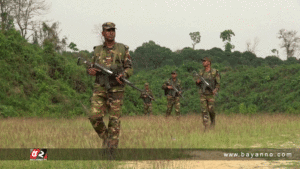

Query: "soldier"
left=140, top=83, right=154, bottom=116
left=87, top=22, right=133, bottom=150
left=196, top=57, right=220, bottom=131
left=162, top=71, right=183, bottom=119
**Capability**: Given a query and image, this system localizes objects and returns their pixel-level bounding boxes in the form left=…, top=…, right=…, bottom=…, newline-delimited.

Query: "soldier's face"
left=102, top=28, right=116, bottom=41
left=145, top=86, right=149, bottom=89
left=171, top=73, right=177, bottom=78
left=202, top=60, right=210, bottom=67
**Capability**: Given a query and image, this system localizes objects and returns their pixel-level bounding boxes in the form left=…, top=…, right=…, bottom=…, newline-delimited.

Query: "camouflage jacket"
left=92, top=42, right=133, bottom=92
left=197, top=68, right=220, bottom=95
left=162, top=78, right=182, bottom=97
left=140, top=89, right=154, bottom=104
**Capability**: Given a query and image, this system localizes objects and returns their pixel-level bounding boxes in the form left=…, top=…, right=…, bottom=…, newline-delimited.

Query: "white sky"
left=44, top=0, right=300, bottom=60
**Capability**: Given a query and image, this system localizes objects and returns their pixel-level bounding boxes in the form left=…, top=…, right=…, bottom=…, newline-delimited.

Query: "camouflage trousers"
left=166, top=96, right=180, bottom=117
left=200, top=94, right=215, bottom=127
left=143, top=103, right=152, bottom=115
left=88, top=90, right=124, bottom=149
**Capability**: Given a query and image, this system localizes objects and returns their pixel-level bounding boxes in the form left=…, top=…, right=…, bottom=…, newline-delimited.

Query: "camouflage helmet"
left=145, top=83, right=149, bottom=86
left=171, top=70, right=177, bottom=74
left=102, top=22, right=116, bottom=30
left=201, top=57, right=212, bottom=63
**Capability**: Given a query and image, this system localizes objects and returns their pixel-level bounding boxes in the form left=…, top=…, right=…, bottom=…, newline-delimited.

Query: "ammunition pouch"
left=199, top=78, right=215, bottom=93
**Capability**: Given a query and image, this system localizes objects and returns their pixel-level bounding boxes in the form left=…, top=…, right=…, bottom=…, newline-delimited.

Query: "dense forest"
left=1, top=28, right=300, bottom=118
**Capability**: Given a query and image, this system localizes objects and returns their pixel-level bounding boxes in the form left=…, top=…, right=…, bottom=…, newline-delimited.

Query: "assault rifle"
left=77, top=57, right=156, bottom=101
left=140, top=91, right=156, bottom=102
left=166, top=81, right=184, bottom=99
left=193, top=71, right=218, bottom=96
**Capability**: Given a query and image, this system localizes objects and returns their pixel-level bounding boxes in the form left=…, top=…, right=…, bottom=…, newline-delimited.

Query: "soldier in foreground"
left=140, top=83, right=154, bottom=116
left=87, top=22, right=133, bottom=150
left=162, top=71, right=183, bottom=119
left=196, top=57, right=220, bottom=131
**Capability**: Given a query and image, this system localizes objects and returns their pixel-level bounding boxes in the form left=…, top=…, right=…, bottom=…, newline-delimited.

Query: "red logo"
left=30, top=149, right=47, bottom=160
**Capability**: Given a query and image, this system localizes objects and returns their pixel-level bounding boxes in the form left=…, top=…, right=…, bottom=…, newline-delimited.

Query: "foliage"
left=122, top=61, right=300, bottom=115
left=68, top=42, right=79, bottom=52
left=220, top=29, right=235, bottom=42
left=189, top=31, right=201, bottom=49
left=271, top=49, right=279, bottom=57
left=0, top=29, right=93, bottom=118
left=220, top=29, right=235, bottom=53
left=131, top=40, right=173, bottom=73
left=1, top=31, right=300, bottom=118
left=277, top=29, right=300, bottom=58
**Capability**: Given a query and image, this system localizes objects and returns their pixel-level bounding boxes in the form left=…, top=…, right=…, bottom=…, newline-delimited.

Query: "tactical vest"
left=142, top=89, right=152, bottom=103
left=199, top=68, right=218, bottom=94
left=165, top=78, right=181, bottom=97
left=93, top=43, right=127, bottom=87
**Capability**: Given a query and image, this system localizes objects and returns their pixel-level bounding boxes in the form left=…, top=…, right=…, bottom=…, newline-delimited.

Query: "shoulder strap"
left=94, top=45, right=104, bottom=63
left=112, top=43, right=126, bottom=64
left=211, top=69, right=218, bottom=78
left=199, top=69, right=204, bottom=76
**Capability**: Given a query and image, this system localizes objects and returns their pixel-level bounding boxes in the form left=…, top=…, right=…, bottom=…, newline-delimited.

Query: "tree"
left=224, top=42, right=235, bottom=53
left=0, top=0, right=14, bottom=32
left=61, top=36, right=68, bottom=52
left=277, top=29, right=300, bottom=59
left=220, top=29, right=235, bottom=53
left=271, top=49, right=279, bottom=57
left=132, top=40, right=172, bottom=71
left=241, top=51, right=257, bottom=66
left=246, top=37, right=260, bottom=54
left=189, top=31, right=201, bottom=50
left=92, top=23, right=104, bottom=44
left=32, top=21, right=66, bottom=52
left=265, top=56, right=283, bottom=67
left=68, top=42, right=79, bottom=52
left=12, top=0, right=50, bottom=40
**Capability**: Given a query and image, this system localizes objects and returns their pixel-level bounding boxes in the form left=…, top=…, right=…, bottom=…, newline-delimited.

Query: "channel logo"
left=30, top=149, right=47, bottom=161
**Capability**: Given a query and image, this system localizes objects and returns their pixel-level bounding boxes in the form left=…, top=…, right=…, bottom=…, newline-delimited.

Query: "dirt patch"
left=251, top=143, right=262, bottom=148
left=118, top=160, right=295, bottom=169
left=118, top=150, right=297, bottom=168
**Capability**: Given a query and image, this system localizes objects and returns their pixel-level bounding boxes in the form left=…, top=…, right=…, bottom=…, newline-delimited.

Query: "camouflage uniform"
left=88, top=22, right=133, bottom=149
left=197, top=57, right=220, bottom=128
left=162, top=71, right=182, bottom=118
left=140, top=83, right=154, bottom=115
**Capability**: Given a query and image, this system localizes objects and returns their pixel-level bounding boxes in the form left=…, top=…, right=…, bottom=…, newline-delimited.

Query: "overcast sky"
left=44, top=0, right=300, bottom=60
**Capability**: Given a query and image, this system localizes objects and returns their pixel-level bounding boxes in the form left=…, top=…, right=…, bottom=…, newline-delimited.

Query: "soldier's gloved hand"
left=196, top=79, right=201, bottom=84
left=116, top=73, right=124, bottom=84
left=88, top=68, right=100, bottom=76
left=167, top=86, right=173, bottom=89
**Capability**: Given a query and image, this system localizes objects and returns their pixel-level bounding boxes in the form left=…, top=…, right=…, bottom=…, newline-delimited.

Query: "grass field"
left=0, top=113, right=300, bottom=168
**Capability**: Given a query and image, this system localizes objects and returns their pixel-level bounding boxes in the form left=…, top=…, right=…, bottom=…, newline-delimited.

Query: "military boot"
left=107, top=139, right=119, bottom=160
left=101, top=130, right=108, bottom=148
left=203, top=114, right=209, bottom=132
